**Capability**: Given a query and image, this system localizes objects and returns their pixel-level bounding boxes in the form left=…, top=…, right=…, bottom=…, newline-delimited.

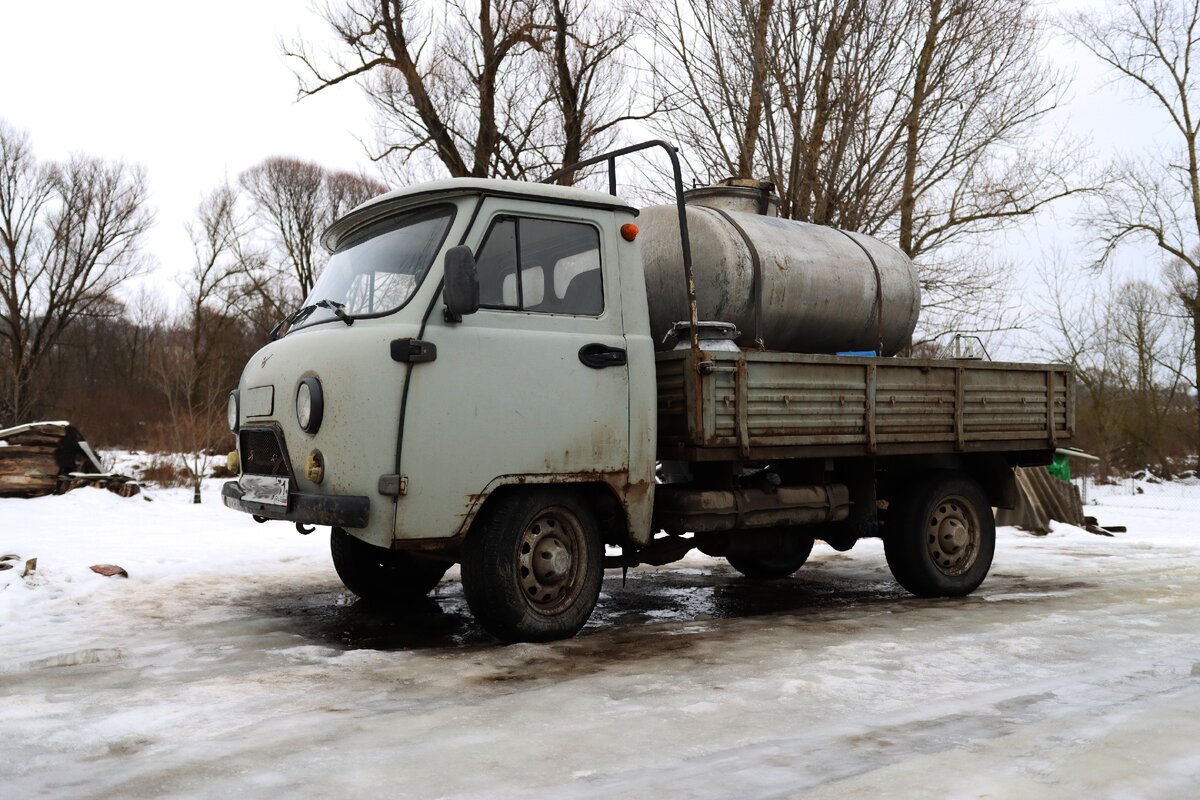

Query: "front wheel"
left=884, top=472, right=995, bottom=597
left=330, top=527, right=450, bottom=603
left=460, top=489, right=604, bottom=643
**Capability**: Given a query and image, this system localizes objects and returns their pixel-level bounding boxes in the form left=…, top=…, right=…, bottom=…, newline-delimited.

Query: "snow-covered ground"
left=2, top=477, right=1198, bottom=798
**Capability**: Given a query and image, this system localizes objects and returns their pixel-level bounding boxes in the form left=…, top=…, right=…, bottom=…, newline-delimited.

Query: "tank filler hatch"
left=683, top=179, right=780, bottom=217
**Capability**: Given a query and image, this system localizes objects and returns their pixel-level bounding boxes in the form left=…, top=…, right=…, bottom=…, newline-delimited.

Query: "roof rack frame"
left=544, top=140, right=700, bottom=354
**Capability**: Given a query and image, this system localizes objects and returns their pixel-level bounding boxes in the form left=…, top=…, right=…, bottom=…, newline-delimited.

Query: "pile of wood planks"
left=0, top=421, right=139, bottom=498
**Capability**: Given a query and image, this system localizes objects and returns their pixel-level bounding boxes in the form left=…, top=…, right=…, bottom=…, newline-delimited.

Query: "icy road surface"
left=2, top=479, right=1199, bottom=799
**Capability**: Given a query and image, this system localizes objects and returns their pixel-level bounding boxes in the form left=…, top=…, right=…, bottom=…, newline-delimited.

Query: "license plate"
left=240, top=474, right=289, bottom=507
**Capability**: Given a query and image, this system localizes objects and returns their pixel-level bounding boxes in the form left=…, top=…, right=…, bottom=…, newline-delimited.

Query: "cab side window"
left=475, top=216, right=603, bottom=316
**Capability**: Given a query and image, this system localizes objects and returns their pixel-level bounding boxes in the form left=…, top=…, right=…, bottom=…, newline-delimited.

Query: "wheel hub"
left=532, top=536, right=572, bottom=585
left=517, top=511, right=584, bottom=612
left=937, top=518, right=969, bottom=553
left=926, top=497, right=980, bottom=576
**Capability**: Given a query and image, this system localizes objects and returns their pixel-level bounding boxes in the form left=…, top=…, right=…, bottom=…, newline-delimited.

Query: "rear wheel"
left=330, top=527, right=450, bottom=603
left=460, top=488, right=604, bottom=643
left=884, top=472, right=995, bottom=597
left=726, top=533, right=815, bottom=579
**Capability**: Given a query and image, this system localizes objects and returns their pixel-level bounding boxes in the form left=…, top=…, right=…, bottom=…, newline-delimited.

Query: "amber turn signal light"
left=620, top=223, right=639, bottom=241
left=305, top=449, right=325, bottom=484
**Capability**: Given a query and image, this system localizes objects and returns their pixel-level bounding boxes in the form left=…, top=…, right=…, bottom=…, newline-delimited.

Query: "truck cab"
left=224, top=177, right=658, bottom=639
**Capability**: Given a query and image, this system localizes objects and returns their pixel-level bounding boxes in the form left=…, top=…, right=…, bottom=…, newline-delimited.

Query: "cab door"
left=394, top=198, right=630, bottom=541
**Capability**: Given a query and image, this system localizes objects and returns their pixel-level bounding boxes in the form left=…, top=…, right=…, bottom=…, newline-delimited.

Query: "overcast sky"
left=0, top=1, right=374, bottom=303
left=0, top=0, right=1175, bottom=326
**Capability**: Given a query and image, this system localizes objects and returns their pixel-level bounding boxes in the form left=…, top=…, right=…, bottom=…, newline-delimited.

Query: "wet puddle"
left=245, top=563, right=927, bottom=653
left=233, top=556, right=1098, bottom=662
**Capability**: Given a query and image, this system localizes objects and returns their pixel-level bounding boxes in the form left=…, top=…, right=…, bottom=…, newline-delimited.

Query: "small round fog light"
left=305, top=449, right=325, bottom=484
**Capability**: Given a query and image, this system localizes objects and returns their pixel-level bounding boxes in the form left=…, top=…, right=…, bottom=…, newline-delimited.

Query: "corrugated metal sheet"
left=995, top=467, right=1086, bottom=534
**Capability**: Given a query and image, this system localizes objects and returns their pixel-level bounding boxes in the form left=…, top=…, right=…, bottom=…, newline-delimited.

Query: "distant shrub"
left=210, top=461, right=237, bottom=478
left=139, top=457, right=191, bottom=488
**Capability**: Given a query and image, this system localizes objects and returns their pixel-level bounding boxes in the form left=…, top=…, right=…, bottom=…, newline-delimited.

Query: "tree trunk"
left=1193, top=306, right=1200, bottom=471
left=900, top=0, right=942, bottom=257
left=737, top=0, right=775, bottom=180
left=553, top=0, right=581, bottom=185
left=798, top=9, right=851, bottom=223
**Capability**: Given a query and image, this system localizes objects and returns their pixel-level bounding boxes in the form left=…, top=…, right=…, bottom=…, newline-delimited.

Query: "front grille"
left=239, top=428, right=291, bottom=477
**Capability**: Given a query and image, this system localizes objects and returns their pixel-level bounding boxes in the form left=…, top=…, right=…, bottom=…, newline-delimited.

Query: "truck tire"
left=884, top=472, right=995, bottom=597
left=460, top=488, right=604, bottom=643
left=726, top=534, right=815, bottom=579
left=330, top=527, right=449, bottom=603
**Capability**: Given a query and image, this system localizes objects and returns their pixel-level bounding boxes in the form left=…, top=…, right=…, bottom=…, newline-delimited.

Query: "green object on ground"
left=1047, top=453, right=1070, bottom=481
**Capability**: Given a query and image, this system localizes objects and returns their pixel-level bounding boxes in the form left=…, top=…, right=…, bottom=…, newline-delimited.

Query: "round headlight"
left=227, top=391, right=239, bottom=434
left=297, top=383, right=312, bottom=428
left=296, top=378, right=323, bottom=433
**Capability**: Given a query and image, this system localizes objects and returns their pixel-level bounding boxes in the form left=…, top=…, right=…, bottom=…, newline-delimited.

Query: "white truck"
left=223, top=141, right=1073, bottom=642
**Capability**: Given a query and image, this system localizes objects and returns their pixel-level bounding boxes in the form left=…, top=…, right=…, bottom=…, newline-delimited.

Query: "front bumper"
left=222, top=480, right=371, bottom=528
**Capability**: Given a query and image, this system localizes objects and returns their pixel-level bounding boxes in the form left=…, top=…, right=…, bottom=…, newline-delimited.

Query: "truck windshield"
left=293, top=204, right=456, bottom=330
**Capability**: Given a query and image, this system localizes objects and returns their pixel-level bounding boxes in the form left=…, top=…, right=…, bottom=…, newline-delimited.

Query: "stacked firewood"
left=0, top=421, right=138, bottom=498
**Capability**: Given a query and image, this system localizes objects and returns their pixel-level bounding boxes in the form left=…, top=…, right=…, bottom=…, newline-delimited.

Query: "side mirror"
left=442, top=245, right=479, bottom=322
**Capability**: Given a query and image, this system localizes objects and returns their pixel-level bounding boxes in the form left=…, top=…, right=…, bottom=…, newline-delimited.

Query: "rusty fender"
left=391, top=471, right=654, bottom=555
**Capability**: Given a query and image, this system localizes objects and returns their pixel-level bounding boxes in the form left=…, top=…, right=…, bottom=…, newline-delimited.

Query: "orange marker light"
left=620, top=223, right=639, bottom=241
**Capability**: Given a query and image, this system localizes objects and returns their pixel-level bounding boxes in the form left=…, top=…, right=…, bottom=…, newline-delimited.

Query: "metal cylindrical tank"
left=638, top=187, right=921, bottom=355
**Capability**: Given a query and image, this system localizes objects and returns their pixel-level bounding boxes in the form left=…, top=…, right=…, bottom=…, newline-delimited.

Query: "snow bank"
left=0, top=480, right=330, bottom=667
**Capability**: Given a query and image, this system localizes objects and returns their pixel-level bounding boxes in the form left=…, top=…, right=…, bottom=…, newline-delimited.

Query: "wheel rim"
left=925, top=495, right=980, bottom=577
left=517, top=506, right=587, bottom=615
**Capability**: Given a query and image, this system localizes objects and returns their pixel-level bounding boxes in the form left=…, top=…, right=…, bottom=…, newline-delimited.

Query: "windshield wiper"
left=315, top=299, right=354, bottom=326
left=269, top=303, right=318, bottom=340
left=269, top=300, right=353, bottom=340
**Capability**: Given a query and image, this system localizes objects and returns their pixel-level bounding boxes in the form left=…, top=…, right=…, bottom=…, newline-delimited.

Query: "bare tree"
left=287, top=1, right=642, bottom=183
left=545, top=0, right=649, bottom=183
left=643, top=0, right=769, bottom=184
left=1066, top=0, right=1200, bottom=463
left=240, top=158, right=323, bottom=300
left=737, top=0, right=774, bottom=178
left=1038, top=257, right=1194, bottom=475
left=287, top=1, right=550, bottom=179
left=645, top=0, right=1084, bottom=344
left=0, top=120, right=152, bottom=423
left=238, top=157, right=384, bottom=319
left=1037, top=259, right=1124, bottom=476
left=113, top=285, right=168, bottom=385
left=893, top=0, right=1079, bottom=259
left=1111, top=280, right=1191, bottom=472
left=155, top=187, right=248, bottom=503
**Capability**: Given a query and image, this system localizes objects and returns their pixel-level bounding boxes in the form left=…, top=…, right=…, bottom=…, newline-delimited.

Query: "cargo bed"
left=656, top=350, right=1074, bottom=462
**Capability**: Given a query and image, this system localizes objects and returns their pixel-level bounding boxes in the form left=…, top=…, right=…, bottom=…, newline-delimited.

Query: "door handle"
left=579, top=343, right=627, bottom=369
left=390, top=338, right=437, bottom=363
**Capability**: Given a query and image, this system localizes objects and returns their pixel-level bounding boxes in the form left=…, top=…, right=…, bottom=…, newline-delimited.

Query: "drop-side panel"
left=656, top=350, right=1073, bottom=461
